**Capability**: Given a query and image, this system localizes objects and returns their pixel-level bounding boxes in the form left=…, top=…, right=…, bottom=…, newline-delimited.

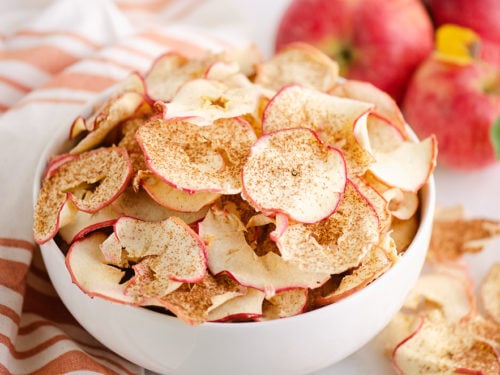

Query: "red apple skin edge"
left=275, top=0, right=434, bottom=104
left=403, top=56, right=500, bottom=170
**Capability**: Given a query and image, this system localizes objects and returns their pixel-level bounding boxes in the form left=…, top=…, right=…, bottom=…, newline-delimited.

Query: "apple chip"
left=262, top=84, right=374, bottom=176
left=66, top=232, right=135, bottom=304
left=390, top=215, right=419, bottom=253
left=136, top=171, right=220, bottom=212
left=369, top=135, right=438, bottom=193
left=428, top=215, right=500, bottom=261
left=392, top=317, right=500, bottom=375
left=70, top=91, right=149, bottom=154
left=198, top=208, right=330, bottom=298
left=314, top=239, right=395, bottom=306
left=161, top=78, right=261, bottom=126
left=261, top=288, right=308, bottom=320
left=382, top=188, right=419, bottom=220
left=255, top=42, right=339, bottom=92
left=480, top=263, right=500, bottom=324
left=137, top=117, right=256, bottom=194
left=58, top=204, right=119, bottom=244
left=242, top=127, right=346, bottom=223
left=273, top=180, right=380, bottom=274
left=144, top=51, right=208, bottom=102
left=112, top=188, right=209, bottom=225
left=403, top=272, right=474, bottom=323
left=208, top=287, right=265, bottom=322
left=100, top=216, right=206, bottom=284
left=329, top=79, right=407, bottom=137
left=34, top=147, right=132, bottom=244
left=159, top=273, right=246, bottom=326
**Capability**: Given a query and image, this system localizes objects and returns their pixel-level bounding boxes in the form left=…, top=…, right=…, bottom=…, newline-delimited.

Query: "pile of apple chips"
left=33, top=43, right=437, bottom=325
left=380, top=206, right=500, bottom=374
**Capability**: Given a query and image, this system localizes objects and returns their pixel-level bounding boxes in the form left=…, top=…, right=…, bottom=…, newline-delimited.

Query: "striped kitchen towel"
left=0, top=0, right=249, bottom=373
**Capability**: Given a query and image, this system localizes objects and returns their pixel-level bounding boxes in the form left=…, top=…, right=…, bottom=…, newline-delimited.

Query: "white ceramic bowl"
left=33, top=102, right=435, bottom=375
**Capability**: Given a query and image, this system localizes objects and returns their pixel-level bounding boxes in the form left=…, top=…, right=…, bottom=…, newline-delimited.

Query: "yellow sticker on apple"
left=435, top=24, right=480, bottom=65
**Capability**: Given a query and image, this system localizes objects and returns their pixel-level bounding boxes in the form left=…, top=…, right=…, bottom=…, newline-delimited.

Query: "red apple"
left=425, top=0, right=500, bottom=43
left=275, top=0, right=434, bottom=103
left=403, top=52, right=500, bottom=170
left=425, top=0, right=500, bottom=69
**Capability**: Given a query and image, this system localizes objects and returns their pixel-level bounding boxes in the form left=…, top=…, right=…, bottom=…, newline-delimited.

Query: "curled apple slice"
left=242, top=127, right=346, bottom=224
left=262, top=85, right=374, bottom=176
left=382, top=188, right=419, bottom=220
left=314, top=240, right=395, bottom=307
left=480, top=263, right=500, bottom=324
left=70, top=91, right=149, bottom=154
left=261, top=288, right=308, bottom=321
left=100, top=216, right=207, bottom=284
left=145, top=51, right=207, bottom=102
left=273, top=180, right=380, bottom=274
left=198, top=208, right=330, bottom=298
left=255, top=42, right=339, bottom=92
left=428, top=215, right=500, bottom=261
left=329, top=79, right=407, bottom=137
left=162, top=78, right=261, bottom=126
left=137, top=117, right=256, bottom=194
left=392, top=316, right=500, bottom=375
left=112, top=188, right=209, bottom=225
left=390, top=215, right=419, bottom=253
left=208, top=287, right=265, bottom=322
left=66, top=232, right=135, bottom=304
left=159, top=273, right=246, bottom=326
left=135, top=171, right=220, bottom=212
left=368, top=135, right=438, bottom=193
left=33, top=147, right=132, bottom=244
left=59, top=204, right=120, bottom=244
left=403, top=272, right=474, bottom=323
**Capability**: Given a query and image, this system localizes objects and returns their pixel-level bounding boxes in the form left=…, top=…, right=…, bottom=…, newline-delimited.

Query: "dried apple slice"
left=382, top=188, right=419, bottom=220
left=255, top=42, right=339, bottom=92
left=314, top=239, right=395, bottom=306
left=261, top=288, right=308, bottom=321
left=272, top=180, right=380, bottom=274
left=480, top=263, right=500, bottom=324
left=137, top=117, right=256, bottom=194
left=59, top=204, right=120, bottom=244
left=112, top=188, right=209, bottom=224
left=162, top=78, right=261, bottom=126
left=70, top=91, right=149, bottom=154
left=66, top=232, right=135, bottom=304
left=198, top=208, right=330, bottom=298
left=369, top=135, right=438, bottom=193
left=33, top=147, right=132, bottom=244
left=242, top=127, right=346, bottom=224
left=390, top=215, right=420, bottom=253
left=144, top=51, right=210, bottom=102
left=135, top=170, right=220, bottom=212
left=428, top=215, right=500, bottom=261
left=366, top=115, right=405, bottom=153
left=403, top=272, right=474, bottom=323
left=159, top=273, right=246, bottom=326
left=329, top=79, right=407, bottom=137
left=392, top=316, right=500, bottom=375
left=208, top=287, right=265, bottom=322
left=100, top=216, right=206, bottom=283
left=262, top=84, right=374, bottom=176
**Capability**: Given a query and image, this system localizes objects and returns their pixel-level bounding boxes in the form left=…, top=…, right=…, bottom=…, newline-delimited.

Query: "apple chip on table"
left=379, top=206, right=500, bottom=375
left=33, top=43, right=437, bottom=325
